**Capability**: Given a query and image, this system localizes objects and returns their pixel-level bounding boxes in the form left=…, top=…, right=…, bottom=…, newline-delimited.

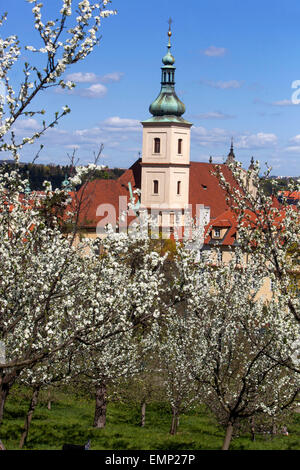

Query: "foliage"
left=1, top=388, right=299, bottom=450
left=215, top=160, right=300, bottom=324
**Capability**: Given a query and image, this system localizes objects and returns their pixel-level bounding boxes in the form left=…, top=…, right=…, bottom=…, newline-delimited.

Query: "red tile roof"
left=188, top=162, right=239, bottom=218
left=204, top=209, right=238, bottom=246
left=75, top=159, right=240, bottom=229
left=278, top=190, right=300, bottom=200
left=75, top=160, right=141, bottom=229
left=205, top=203, right=299, bottom=246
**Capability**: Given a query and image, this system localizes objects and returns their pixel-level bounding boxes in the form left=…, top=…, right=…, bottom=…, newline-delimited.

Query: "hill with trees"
left=0, top=161, right=125, bottom=191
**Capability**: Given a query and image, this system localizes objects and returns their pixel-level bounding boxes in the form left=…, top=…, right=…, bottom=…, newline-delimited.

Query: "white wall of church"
left=141, top=166, right=189, bottom=208
left=141, top=122, right=191, bottom=209
left=142, top=124, right=191, bottom=165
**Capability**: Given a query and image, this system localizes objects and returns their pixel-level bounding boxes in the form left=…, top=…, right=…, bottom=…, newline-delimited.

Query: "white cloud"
left=271, top=99, right=294, bottom=107
left=66, top=72, right=98, bottom=83
left=192, top=126, right=230, bottom=146
left=64, top=144, right=80, bottom=150
left=57, top=71, right=124, bottom=98
left=237, top=132, right=278, bottom=149
left=285, top=135, right=300, bottom=152
left=201, top=79, right=244, bottom=89
left=32, top=117, right=141, bottom=152
left=193, top=111, right=235, bottom=120
left=289, top=134, right=300, bottom=144
left=103, top=116, right=140, bottom=131
left=285, top=146, right=300, bottom=153
left=100, top=72, right=124, bottom=83
left=192, top=127, right=278, bottom=150
left=66, top=71, right=124, bottom=84
left=255, top=98, right=298, bottom=107
left=203, top=46, right=227, bottom=57
left=13, top=118, right=40, bottom=131
left=79, top=83, right=107, bottom=98
left=54, top=83, right=107, bottom=98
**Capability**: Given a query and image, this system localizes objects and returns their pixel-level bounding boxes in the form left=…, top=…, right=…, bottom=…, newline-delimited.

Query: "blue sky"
left=2, top=0, right=300, bottom=176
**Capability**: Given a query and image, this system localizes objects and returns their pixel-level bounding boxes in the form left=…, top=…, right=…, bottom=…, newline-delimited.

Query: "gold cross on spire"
left=168, top=17, right=172, bottom=47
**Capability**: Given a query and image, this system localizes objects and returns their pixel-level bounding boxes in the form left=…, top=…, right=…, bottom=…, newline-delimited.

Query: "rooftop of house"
left=204, top=209, right=238, bottom=246
left=74, top=158, right=241, bottom=229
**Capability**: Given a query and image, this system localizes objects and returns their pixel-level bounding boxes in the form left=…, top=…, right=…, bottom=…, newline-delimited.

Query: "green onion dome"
left=149, top=87, right=186, bottom=117
left=149, top=28, right=186, bottom=118
left=162, top=50, right=175, bottom=66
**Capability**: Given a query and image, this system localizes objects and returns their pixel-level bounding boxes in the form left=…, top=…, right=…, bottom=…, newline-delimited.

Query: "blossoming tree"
left=68, top=228, right=167, bottom=429
left=0, top=0, right=116, bottom=426
left=215, top=161, right=300, bottom=324
left=0, top=0, right=116, bottom=161
left=162, top=244, right=300, bottom=449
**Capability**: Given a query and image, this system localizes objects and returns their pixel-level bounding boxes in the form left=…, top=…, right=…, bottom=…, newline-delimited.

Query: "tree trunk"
left=222, top=421, right=234, bottom=450
left=19, top=386, right=40, bottom=449
left=271, top=420, right=277, bottom=439
left=140, top=400, right=146, bottom=427
left=0, top=439, right=5, bottom=450
left=250, top=416, right=255, bottom=442
left=93, top=383, right=107, bottom=428
left=170, top=407, right=179, bottom=435
left=47, top=390, right=52, bottom=411
left=0, top=371, right=19, bottom=425
left=0, top=384, right=10, bottom=425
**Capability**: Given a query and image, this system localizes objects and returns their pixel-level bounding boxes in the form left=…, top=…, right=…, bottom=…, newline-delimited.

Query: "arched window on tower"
left=178, top=138, right=183, bottom=154
left=177, top=181, right=181, bottom=195
left=154, top=138, right=160, bottom=154
left=153, top=180, right=159, bottom=194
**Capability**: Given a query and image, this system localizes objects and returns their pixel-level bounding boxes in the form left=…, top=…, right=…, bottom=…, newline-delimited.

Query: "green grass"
left=1, top=391, right=299, bottom=450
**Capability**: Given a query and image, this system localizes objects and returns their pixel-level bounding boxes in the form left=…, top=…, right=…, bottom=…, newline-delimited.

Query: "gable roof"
left=74, top=159, right=240, bottom=228
left=188, top=162, right=239, bottom=219
left=204, top=209, right=238, bottom=246
left=75, top=160, right=142, bottom=229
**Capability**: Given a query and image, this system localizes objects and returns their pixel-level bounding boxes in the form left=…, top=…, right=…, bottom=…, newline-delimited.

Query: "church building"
left=77, top=26, right=255, bottom=252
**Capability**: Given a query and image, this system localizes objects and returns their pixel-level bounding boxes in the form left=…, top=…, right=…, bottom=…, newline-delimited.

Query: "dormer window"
left=177, top=181, right=181, bottom=195
left=153, top=180, right=159, bottom=194
left=178, top=138, right=183, bottom=154
left=154, top=138, right=160, bottom=154
left=214, top=228, right=221, bottom=238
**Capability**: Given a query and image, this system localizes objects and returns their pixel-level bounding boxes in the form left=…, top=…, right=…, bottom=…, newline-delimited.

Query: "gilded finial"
left=168, top=17, right=172, bottom=48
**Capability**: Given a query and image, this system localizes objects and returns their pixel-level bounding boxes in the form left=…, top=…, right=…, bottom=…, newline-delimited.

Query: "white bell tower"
left=140, top=23, right=192, bottom=215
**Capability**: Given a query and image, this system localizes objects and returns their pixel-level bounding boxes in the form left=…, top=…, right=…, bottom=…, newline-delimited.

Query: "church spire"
left=226, top=137, right=236, bottom=164
left=249, top=156, right=255, bottom=170
left=148, top=21, right=187, bottom=121
left=162, top=18, right=175, bottom=68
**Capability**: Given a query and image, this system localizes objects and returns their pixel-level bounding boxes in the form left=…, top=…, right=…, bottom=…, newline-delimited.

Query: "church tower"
left=226, top=138, right=236, bottom=165
left=140, top=23, right=192, bottom=214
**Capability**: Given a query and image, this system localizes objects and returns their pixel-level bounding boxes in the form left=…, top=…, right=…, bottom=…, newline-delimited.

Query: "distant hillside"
left=0, top=161, right=125, bottom=191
